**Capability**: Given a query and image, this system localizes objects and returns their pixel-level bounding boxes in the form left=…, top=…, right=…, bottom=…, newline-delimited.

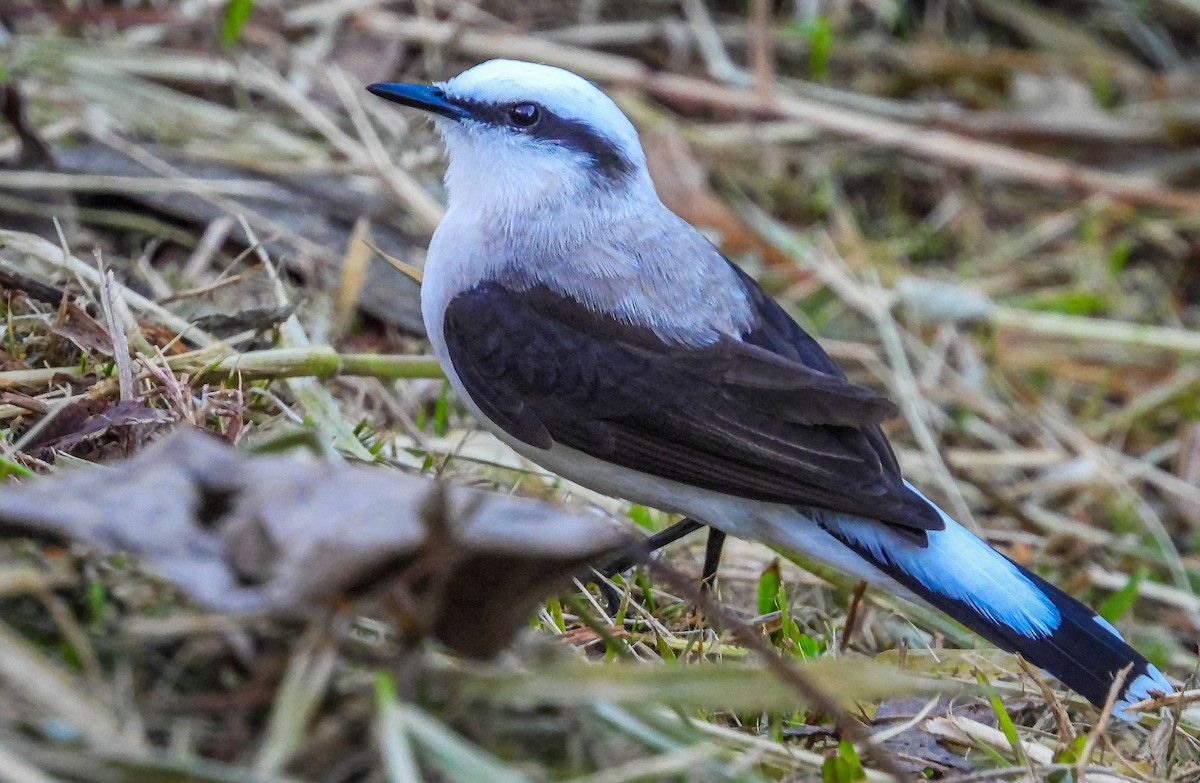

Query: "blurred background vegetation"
left=1, top=0, right=1200, bottom=779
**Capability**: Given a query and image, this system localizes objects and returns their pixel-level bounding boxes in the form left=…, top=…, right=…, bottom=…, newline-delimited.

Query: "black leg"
left=594, top=517, right=707, bottom=614
left=597, top=517, right=706, bottom=578
left=700, top=528, right=726, bottom=591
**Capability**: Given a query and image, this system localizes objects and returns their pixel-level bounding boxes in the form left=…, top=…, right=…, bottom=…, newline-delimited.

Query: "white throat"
left=437, top=120, right=658, bottom=231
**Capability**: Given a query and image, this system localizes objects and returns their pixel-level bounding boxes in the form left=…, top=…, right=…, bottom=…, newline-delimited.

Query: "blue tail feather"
left=817, top=486, right=1171, bottom=719
left=1005, top=563, right=1169, bottom=718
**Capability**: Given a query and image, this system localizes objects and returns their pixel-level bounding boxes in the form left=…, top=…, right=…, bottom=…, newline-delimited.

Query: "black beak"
left=366, top=83, right=470, bottom=121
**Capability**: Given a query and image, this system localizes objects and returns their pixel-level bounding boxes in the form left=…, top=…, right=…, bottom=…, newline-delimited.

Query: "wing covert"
left=442, top=280, right=943, bottom=536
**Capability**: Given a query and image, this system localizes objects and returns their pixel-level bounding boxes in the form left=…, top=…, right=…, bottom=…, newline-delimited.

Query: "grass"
left=1, top=0, right=1200, bottom=780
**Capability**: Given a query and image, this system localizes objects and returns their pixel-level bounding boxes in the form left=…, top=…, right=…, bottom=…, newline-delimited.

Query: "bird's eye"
left=508, top=103, right=541, bottom=127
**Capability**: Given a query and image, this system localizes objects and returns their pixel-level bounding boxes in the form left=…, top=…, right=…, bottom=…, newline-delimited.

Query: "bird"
left=367, top=59, right=1171, bottom=719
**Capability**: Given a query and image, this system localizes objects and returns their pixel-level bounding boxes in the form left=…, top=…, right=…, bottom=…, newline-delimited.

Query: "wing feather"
left=443, top=280, right=943, bottom=535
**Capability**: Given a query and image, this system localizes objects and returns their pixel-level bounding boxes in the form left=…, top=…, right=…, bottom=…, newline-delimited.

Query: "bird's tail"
left=815, top=485, right=1170, bottom=719
left=995, top=561, right=1169, bottom=716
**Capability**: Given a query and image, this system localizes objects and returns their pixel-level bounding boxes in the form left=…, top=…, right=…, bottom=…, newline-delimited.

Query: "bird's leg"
left=595, top=519, right=729, bottom=611
left=597, top=516, right=706, bottom=578
left=592, top=518, right=700, bottom=612
left=700, top=528, right=726, bottom=592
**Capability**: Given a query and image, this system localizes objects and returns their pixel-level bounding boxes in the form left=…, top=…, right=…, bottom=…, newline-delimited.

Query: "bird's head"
left=368, top=60, right=654, bottom=218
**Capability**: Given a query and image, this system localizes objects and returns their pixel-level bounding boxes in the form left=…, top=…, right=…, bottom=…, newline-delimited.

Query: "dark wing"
left=443, top=280, right=943, bottom=537
left=729, top=263, right=907, bottom=479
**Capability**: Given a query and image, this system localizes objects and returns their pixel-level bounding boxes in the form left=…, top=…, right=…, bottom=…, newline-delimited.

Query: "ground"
left=0, top=0, right=1199, bottom=780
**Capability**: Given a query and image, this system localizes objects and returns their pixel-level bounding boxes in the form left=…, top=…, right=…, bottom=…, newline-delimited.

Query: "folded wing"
left=442, top=280, right=943, bottom=539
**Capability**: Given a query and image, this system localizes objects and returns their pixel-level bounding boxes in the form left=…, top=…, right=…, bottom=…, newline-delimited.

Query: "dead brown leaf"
left=871, top=697, right=980, bottom=774
left=0, top=429, right=627, bottom=658
left=51, top=301, right=114, bottom=356
left=21, top=398, right=170, bottom=455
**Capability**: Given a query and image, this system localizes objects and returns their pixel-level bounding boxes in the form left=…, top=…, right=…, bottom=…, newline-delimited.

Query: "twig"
left=0, top=266, right=70, bottom=309
left=0, top=350, right=443, bottom=394
left=1016, top=656, right=1075, bottom=744
left=1122, top=687, right=1200, bottom=713
left=1074, top=665, right=1131, bottom=782
left=238, top=57, right=372, bottom=167
left=254, top=629, right=339, bottom=774
left=182, top=215, right=236, bottom=281
left=362, top=12, right=1200, bottom=212
left=1087, top=566, right=1200, bottom=617
left=867, top=695, right=939, bottom=745
left=10, top=398, right=81, bottom=456
left=158, top=262, right=264, bottom=304
left=749, top=0, right=775, bottom=102
left=941, top=765, right=1138, bottom=783
left=366, top=240, right=424, bottom=284
left=680, top=0, right=745, bottom=86
left=561, top=744, right=724, bottom=783
left=688, top=719, right=893, bottom=782
left=197, top=348, right=444, bottom=382
left=840, top=580, right=869, bottom=653
left=990, top=306, right=1200, bottom=357
left=1043, top=415, right=1194, bottom=598
left=0, top=170, right=289, bottom=197
left=96, top=257, right=135, bottom=402
left=1087, top=365, right=1200, bottom=438
left=894, top=274, right=1200, bottom=358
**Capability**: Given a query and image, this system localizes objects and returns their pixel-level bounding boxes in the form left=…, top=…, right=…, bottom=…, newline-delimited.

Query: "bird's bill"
left=366, top=83, right=470, bottom=121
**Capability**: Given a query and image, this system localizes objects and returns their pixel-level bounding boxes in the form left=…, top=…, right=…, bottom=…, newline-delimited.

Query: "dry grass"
left=1, top=0, right=1200, bottom=779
